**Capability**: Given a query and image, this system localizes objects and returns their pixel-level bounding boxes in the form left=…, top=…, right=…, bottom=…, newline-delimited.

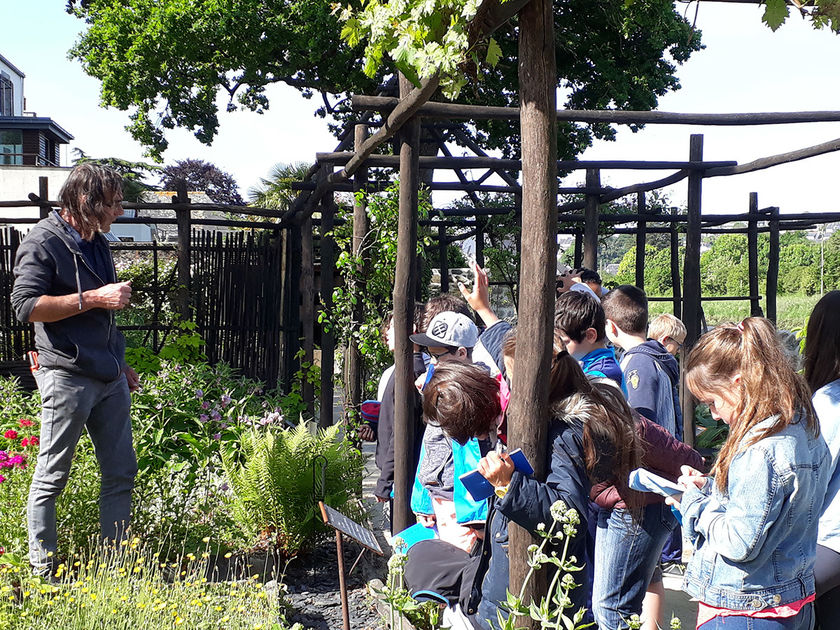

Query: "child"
left=648, top=313, right=687, bottom=358
left=803, top=291, right=840, bottom=624
left=674, top=317, right=829, bottom=630
left=601, top=285, right=683, bottom=440
left=555, top=290, right=624, bottom=390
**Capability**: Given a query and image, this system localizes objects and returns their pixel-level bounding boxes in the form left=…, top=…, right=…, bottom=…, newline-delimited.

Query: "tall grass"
left=649, top=294, right=820, bottom=331
left=0, top=537, right=298, bottom=630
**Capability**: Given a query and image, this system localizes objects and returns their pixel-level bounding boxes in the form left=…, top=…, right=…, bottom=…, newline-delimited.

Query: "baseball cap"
left=410, top=311, right=479, bottom=349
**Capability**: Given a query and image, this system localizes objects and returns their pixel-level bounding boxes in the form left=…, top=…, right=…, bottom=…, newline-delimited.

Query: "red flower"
left=29, top=436, right=39, bottom=447
left=20, top=437, right=29, bottom=447
left=18, top=419, right=34, bottom=428
left=3, top=430, right=18, bottom=440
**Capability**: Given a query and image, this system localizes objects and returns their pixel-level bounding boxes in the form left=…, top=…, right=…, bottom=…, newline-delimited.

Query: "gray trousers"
left=28, top=367, right=137, bottom=570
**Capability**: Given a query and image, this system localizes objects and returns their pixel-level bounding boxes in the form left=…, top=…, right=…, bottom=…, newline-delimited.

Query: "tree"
left=72, top=149, right=160, bottom=202
left=159, top=159, right=244, bottom=206
left=247, top=162, right=311, bottom=211
left=67, top=0, right=702, bottom=160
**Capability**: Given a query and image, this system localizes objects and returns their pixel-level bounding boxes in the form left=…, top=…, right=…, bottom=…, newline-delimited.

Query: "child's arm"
left=681, top=447, right=784, bottom=563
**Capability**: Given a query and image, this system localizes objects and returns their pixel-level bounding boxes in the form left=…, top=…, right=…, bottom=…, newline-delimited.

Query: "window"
left=0, top=74, right=13, bottom=116
left=0, top=129, right=22, bottom=165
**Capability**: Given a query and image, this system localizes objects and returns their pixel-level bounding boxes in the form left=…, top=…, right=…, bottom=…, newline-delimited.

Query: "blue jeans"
left=698, top=604, right=814, bottom=630
left=28, top=368, right=137, bottom=571
left=592, top=502, right=676, bottom=629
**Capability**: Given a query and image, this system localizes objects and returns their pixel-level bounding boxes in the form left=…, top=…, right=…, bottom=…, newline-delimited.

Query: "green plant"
left=125, top=318, right=207, bottom=375
left=694, top=403, right=728, bottom=453
left=375, top=548, right=441, bottom=630
left=221, top=424, right=367, bottom=556
left=325, top=182, right=433, bottom=400
left=276, top=349, right=322, bottom=423
left=0, top=536, right=299, bottom=630
left=492, top=500, right=589, bottom=630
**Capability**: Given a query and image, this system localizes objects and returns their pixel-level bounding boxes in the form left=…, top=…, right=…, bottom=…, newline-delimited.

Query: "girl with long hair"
left=804, top=290, right=840, bottom=626
left=674, top=317, right=829, bottom=630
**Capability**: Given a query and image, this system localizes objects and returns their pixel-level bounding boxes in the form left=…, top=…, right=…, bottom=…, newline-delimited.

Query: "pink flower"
left=18, top=419, right=34, bottom=428
left=0, top=475, right=5, bottom=484
left=29, top=436, right=39, bottom=447
left=3, top=430, right=17, bottom=440
left=20, top=437, right=29, bottom=447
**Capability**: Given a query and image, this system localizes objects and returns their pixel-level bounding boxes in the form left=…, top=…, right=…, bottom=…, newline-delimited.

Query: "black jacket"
left=467, top=418, right=594, bottom=628
left=11, top=212, right=126, bottom=382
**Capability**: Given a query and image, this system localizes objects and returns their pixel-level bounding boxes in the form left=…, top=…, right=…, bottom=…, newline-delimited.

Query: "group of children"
left=366, top=265, right=840, bottom=630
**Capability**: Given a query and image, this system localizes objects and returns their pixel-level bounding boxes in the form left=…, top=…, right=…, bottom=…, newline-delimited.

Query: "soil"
left=281, top=537, right=389, bottom=630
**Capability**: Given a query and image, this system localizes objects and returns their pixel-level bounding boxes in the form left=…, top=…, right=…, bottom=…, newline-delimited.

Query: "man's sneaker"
left=661, top=561, right=686, bottom=577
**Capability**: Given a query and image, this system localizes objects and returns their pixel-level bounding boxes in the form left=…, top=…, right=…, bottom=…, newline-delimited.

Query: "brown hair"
left=685, top=317, right=817, bottom=493
left=422, top=362, right=501, bottom=445
left=421, top=294, right=472, bottom=333
left=600, top=285, right=648, bottom=336
left=804, top=291, right=840, bottom=392
left=502, top=328, right=642, bottom=508
left=57, top=163, right=124, bottom=240
left=555, top=290, right=606, bottom=342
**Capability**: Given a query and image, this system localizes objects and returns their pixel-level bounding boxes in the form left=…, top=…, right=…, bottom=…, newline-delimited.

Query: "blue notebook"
left=459, top=449, right=534, bottom=502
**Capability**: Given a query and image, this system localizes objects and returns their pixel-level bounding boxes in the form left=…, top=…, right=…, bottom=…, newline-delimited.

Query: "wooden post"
left=583, top=169, right=600, bottom=271
left=635, top=191, right=647, bottom=289
left=345, top=124, right=369, bottom=424
left=320, top=198, right=337, bottom=429
left=174, top=180, right=192, bottom=320
left=506, top=0, right=557, bottom=621
left=335, top=531, right=350, bottom=630
left=282, top=225, right=303, bottom=394
left=38, top=177, right=50, bottom=219
left=747, top=193, right=763, bottom=317
left=475, top=216, right=485, bottom=268
left=670, top=206, right=682, bottom=319
left=392, top=75, right=421, bottom=534
left=573, top=230, right=583, bottom=269
left=300, top=214, right=316, bottom=420
left=438, top=224, right=449, bottom=293
left=681, top=134, right=704, bottom=448
left=766, top=206, right=780, bottom=324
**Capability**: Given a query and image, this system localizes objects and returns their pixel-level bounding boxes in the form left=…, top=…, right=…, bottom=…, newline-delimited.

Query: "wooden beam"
left=174, top=180, right=192, bottom=321
left=681, top=134, right=704, bottom=449
left=316, top=151, right=736, bottom=171
left=353, top=96, right=840, bottom=126
left=704, top=136, right=840, bottom=177
left=301, top=216, right=316, bottom=420
left=507, top=0, right=557, bottom=621
left=583, top=169, right=600, bottom=270
left=766, top=207, right=780, bottom=324
left=635, top=191, right=647, bottom=289
left=747, top=193, right=763, bottom=317
left=344, top=124, right=369, bottom=425
left=391, top=77, right=422, bottom=535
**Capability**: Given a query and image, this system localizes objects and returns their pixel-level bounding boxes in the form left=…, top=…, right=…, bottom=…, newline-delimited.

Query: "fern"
left=222, top=424, right=367, bottom=556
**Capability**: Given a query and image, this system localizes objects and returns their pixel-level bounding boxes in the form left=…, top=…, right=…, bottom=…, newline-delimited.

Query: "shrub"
left=222, top=424, right=367, bottom=556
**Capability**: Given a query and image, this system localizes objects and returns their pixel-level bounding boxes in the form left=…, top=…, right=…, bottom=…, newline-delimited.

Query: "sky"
left=2, top=1, right=840, bottom=213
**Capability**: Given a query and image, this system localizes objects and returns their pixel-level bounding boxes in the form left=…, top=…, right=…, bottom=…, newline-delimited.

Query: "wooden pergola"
left=271, top=0, right=840, bottom=615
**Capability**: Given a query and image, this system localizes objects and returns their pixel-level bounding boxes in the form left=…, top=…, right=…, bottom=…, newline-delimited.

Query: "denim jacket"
left=681, top=414, right=830, bottom=610
left=815, top=379, right=840, bottom=553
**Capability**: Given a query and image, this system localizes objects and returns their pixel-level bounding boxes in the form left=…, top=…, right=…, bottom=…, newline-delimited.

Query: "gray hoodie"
left=11, top=212, right=126, bottom=382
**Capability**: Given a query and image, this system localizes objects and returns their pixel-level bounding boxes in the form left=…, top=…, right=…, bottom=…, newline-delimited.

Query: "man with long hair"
left=11, top=163, right=139, bottom=576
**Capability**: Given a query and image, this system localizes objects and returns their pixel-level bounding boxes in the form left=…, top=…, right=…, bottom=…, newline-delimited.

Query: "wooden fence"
left=0, top=225, right=288, bottom=390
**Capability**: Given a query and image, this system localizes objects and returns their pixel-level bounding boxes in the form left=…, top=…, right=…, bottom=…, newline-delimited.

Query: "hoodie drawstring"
left=73, top=254, right=83, bottom=311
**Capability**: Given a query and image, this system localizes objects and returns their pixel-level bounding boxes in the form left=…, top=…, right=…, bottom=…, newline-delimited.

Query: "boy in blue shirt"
left=554, top=291, right=624, bottom=391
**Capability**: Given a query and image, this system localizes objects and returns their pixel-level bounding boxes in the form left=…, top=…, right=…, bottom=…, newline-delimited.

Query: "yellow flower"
left=224, top=552, right=232, bottom=559
left=202, top=536, right=210, bottom=543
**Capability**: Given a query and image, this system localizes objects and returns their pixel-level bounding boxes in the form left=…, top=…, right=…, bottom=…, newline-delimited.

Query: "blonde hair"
left=648, top=313, right=686, bottom=344
left=684, top=317, right=816, bottom=493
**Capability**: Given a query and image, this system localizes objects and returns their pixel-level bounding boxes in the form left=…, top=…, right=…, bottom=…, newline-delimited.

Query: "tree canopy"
left=160, top=159, right=244, bottom=205
left=67, top=0, right=702, bottom=160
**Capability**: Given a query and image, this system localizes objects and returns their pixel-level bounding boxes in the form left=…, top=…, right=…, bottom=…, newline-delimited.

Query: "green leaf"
left=762, top=0, right=789, bottom=31
left=485, top=37, right=502, bottom=66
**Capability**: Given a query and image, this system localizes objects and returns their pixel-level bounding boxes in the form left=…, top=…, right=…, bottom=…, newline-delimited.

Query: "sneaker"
left=661, top=561, right=686, bottom=577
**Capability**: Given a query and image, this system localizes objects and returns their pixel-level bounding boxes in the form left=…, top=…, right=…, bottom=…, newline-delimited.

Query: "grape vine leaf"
left=763, top=0, right=790, bottom=31
left=486, top=37, right=502, bottom=66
